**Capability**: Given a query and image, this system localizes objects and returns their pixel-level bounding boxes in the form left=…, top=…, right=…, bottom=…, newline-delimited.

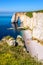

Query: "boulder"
left=16, top=35, right=24, bottom=46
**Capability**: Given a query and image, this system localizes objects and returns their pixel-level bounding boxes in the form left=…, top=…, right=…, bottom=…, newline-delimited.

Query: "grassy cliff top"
left=34, top=10, right=43, bottom=13
left=26, top=10, right=43, bottom=18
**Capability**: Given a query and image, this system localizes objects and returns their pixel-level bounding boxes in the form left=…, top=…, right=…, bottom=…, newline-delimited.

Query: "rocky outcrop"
left=16, top=35, right=24, bottom=46
left=1, top=36, right=24, bottom=47
left=2, top=36, right=15, bottom=46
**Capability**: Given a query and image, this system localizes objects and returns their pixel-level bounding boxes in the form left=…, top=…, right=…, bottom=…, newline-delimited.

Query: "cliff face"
left=11, top=12, right=43, bottom=42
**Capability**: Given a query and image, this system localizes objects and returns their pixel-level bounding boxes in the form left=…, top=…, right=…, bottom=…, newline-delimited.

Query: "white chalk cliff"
left=11, top=12, right=43, bottom=61
left=12, top=12, right=43, bottom=42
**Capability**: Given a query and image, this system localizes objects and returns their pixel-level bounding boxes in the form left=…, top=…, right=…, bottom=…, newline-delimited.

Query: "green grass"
left=0, top=36, right=43, bottom=65
left=35, top=10, right=43, bottom=13
left=26, top=10, right=43, bottom=18
left=26, top=12, right=33, bottom=18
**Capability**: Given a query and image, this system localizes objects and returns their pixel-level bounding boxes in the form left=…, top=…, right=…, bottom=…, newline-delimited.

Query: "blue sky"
left=0, top=0, right=43, bottom=12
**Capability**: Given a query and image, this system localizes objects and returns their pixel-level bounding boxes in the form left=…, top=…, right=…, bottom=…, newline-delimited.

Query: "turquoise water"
left=0, top=14, right=20, bottom=40
left=0, top=16, right=11, bottom=25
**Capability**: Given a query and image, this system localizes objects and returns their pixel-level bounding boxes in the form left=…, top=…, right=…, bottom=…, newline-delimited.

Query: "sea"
left=0, top=12, right=20, bottom=40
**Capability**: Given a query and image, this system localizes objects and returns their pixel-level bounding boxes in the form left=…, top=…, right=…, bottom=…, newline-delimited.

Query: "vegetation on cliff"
left=35, top=10, right=43, bottom=13
left=26, top=12, right=33, bottom=18
left=26, top=10, right=43, bottom=18
left=0, top=36, right=42, bottom=65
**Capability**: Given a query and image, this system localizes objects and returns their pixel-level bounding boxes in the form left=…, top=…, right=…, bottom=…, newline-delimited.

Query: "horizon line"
left=0, top=9, right=43, bottom=13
